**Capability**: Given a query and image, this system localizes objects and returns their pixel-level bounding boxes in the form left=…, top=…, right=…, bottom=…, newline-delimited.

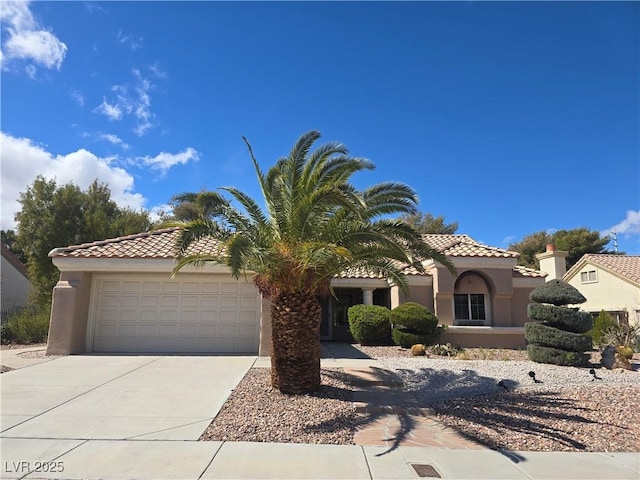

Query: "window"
left=580, top=270, right=597, bottom=283
left=454, top=293, right=487, bottom=325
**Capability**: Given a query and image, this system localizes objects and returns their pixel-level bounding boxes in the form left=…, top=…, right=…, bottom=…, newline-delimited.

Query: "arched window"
left=453, top=272, right=491, bottom=326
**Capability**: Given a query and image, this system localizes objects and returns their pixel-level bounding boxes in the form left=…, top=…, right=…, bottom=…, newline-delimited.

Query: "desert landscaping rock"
left=201, top=368, right=356, bottom=445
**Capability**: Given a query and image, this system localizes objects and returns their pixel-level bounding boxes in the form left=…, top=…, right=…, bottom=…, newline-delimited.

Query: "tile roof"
left=49, top=228, right=225, bottom=259
left=50, top=229, right=542, bottom=279
left=422, top=234, right=519, bottom=258
left=565, top=254, right=640, bottom=285
left=512, top=265, right=547, bottom=278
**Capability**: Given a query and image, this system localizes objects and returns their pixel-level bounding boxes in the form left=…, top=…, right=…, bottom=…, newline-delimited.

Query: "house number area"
left=3, top=460, right=65, bottom=473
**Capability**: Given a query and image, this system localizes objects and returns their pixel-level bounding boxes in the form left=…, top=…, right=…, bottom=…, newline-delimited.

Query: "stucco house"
left=1, top=242, right=31, bottom=313
left=563, top=254, right=640, bottom=326
left=46, top=230, right=546, bottom=356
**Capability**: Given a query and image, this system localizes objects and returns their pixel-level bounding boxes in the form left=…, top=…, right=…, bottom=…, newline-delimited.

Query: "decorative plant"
left=347, top=304, right=392, bottom=346
left=525, top=279, right=592, bottom=367
left=390, top=302, right=443, bottom=348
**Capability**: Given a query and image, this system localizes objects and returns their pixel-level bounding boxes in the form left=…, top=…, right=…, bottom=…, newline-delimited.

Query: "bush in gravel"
left=1, top=306, right=50, bottom=344
left=390, top=302, right=442, bottom=348
left=525, top=322, right=592, bottom=352
left=347, top=304, right=392, bottom=345
left=427, top=342, right=460, bottom=357
left=525, top=280, right=591, bottom=367
left=527, top=304, right=593, bottom=334
left=526, top=344, right=590, bottom=367
left=589, top=310, right=620, bottom=348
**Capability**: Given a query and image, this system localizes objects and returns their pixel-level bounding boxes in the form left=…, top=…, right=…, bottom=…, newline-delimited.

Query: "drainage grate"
left=411, top=463, right=441, bottom=478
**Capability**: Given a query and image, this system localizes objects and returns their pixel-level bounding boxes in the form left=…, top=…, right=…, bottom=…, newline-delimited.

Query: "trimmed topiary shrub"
left=526, top=304, right=593, bottom=334
left=525, top=280, right=591, bottom=367
left=526, top=344, right=590, bottom=367
left=525, top=322, right=592, bottom=352
left=389, top=302, right=438, bottom=334
left=392, top=328, right=433, bottom=349
left=390, top=302, right=443, bottom=348
left=529, top=279, right=587, bottom=306
left=347, top=304, right=392, bottom=346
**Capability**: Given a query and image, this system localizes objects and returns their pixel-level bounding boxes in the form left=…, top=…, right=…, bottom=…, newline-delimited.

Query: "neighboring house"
left=1, top=241, right=31, bottom=312
left=46, top=230, right=546, bottom=356
left=563, top=254, right=640, bottom=326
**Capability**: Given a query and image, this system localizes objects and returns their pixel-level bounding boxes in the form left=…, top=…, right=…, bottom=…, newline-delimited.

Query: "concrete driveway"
left=1, top=355, right=255, bottom=441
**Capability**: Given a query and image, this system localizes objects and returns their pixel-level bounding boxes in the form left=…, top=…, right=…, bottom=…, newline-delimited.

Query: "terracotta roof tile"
left=50, top=229, right=543, bottom=279
left=1, top=241, right=29, bottom=278
left=49, top=228, right=224, bottom=259
left=422, top=234, right=519, bottom=258
left=565, top=254, right=640, bottom=285
left=513, top=265, right=547, bottom=278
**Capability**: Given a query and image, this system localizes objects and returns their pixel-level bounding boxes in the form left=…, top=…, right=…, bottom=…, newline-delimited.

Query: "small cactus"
left=616, top=345, right=634, bottom=360
left=411, top=344, right=426, bottom=356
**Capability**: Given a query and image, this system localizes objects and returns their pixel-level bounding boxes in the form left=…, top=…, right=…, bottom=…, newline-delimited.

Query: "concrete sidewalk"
left=2, top=347, right=638, bottom=479
left=1, top=439, right=638, bottom=479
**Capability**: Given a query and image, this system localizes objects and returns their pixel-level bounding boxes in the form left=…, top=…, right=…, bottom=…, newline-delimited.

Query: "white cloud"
left=95, top=98, right=123, bottom=121
left=71, top=90, right=84, bottom=107
left=0, top=1, right=67, bottom=73
left=94, top=68, right=161, bottom=136
left=25, top=64, right=36, bottom=79
left=98, top=133, right=129, bottom=150
left=0, top=132, right=145, bottom=230
left=602, top=210, right=640, bottom=238
left=135, top=147, right=199, bottom=175
left=148, top=203, right=173, bottom=222
left=116, top=30, right=143, bottom=51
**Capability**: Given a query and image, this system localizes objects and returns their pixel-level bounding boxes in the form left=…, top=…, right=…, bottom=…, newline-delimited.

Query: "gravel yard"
left=202, top=345, right=639, bottom=451
left=200, top=368, right=356, bottom=445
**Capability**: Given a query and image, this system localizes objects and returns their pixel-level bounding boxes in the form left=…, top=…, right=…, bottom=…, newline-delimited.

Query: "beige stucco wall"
left=510, top=287, right=534, bottom=327
left=390, top=283, right=434, bottom=312
left=46, top=271, right=92, bottom=355
left=1, top=256, right=31, bottom=311
left=566, top=266, right=640, bottom=324
left=259, top=296, right=272, bottom=356
left=440, top=327, right=526, bottom=349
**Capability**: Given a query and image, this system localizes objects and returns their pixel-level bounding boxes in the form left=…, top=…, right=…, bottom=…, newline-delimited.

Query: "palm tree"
left=168, top=131, right=454, bottom=394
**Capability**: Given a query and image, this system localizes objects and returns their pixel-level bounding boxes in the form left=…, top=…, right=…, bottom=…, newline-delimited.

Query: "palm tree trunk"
left=270, top=291, right=321, bottom=393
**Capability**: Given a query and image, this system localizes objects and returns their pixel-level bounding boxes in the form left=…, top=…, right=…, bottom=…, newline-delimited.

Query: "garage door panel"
left=201, top=296, right=220, bottom=307
left=201, top=283, right=219, bottom=294
left=92, top=276, right=260, bottom=353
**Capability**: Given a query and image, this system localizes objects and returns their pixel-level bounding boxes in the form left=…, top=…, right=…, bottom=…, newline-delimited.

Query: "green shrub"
left=527, top=303, right=593, bottom=334
left=525, top=322, right=592, bottom=352
left=1, top=307, right=50, bottom=344
left=589, top=310, right=620, bottom=348
left=392, top=325, right=445, bottom=348
left=347, top=304, right=392, bottom=346
left=427, top=343, right=460, bottom=357
left=601, top=321, right=640, bottom=351
left=526, top=344, right=590, bottom=367
left=390, top=302, right=438, bottom=334
left=529, top=279, right=586, bottom=306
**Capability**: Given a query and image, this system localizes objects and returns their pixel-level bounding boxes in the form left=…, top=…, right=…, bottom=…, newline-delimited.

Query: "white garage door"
left=90, top=275, right=260, bottom=353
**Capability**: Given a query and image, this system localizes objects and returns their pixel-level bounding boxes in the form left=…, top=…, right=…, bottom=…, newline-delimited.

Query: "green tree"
left=508, top=231, right=551, bottom=269
left=168, top=131, right=455, bottom=394
left=15, top=176, right=151, bottom=306
left=509, top=228, right=612, bottom=270
left=398, top=212, right=458, bottom=234
left=553, top=228, right=611, bottom=269
left=1, top=229, right=27, bottom=264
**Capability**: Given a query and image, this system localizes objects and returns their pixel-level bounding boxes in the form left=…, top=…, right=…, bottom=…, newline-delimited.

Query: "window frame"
left=580, top=269, right=598, bottom=284
left=453, top=293, right=490, bottom=326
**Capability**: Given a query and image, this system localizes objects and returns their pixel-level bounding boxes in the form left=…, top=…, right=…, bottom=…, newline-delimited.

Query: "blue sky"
left=1, top=1, right=639, bottom=255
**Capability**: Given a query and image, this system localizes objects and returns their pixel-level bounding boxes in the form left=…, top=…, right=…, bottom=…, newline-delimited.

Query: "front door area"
left=320, top=288, right=390, bottom=342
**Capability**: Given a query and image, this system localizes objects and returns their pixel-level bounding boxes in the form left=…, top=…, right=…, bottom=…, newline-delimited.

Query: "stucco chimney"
left=536, top=244, right=568, bottom=281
